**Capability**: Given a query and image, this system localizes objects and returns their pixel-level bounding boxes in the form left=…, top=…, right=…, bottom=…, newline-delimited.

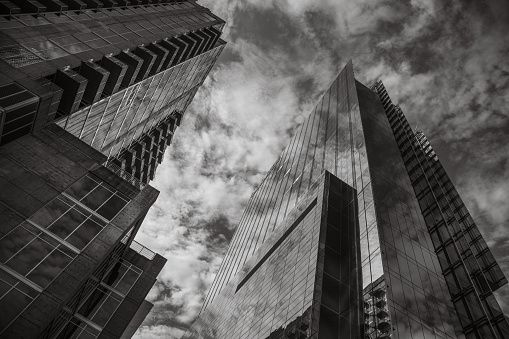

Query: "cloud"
left=133, top=325, right=186, bottom=339
left=133, top=0, right=509, bottom=336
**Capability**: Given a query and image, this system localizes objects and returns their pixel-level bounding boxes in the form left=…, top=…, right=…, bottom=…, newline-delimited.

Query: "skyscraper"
left=184, top=61, right=509, bottom=338
left=0, top=0, right=226, bottom=185
left=0, top=124, right=167, bottom=339
left=0, top=1, right=225, bottom=338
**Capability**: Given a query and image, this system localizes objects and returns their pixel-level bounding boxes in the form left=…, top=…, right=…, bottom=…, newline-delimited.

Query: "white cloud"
left=133, top=0, right=509, bottom=336
left=133, top=325, right=186, bottom=339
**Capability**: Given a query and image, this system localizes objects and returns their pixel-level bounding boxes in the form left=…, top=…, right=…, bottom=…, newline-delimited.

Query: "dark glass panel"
left=0, top=280, right=10, bottom=299
left=96, top=194, right=128, bottom=220
left=322, top=273, right=340, bottom=313
left=319, top=305, right=339, bottom=338
left=0, top=226, right=35, bottom=262
left=0, top=288, right=32, bottom=329
left=113, top=268, right=139, bottom=295
left=48, top=208, right=88, bottom=240
left=27, top=249, right=72, bottom=288
left=29, top=198, right=72, bottom=229
left=66, top=218, right=103, bottom=250
left=6, top=238, right=54, bottom=275
left=90, top=294, right=121, bottom=327
left=65, top=176, right=99, bottom=201
left=81, top=185, right=113, bottom=211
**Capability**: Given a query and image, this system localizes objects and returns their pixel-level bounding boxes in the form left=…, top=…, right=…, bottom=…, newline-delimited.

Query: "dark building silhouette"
left=0, top=1, right=225, bottom=338
left=184, top=61, right=509, bottom=338
left=0, top=124, right=166, bottom=339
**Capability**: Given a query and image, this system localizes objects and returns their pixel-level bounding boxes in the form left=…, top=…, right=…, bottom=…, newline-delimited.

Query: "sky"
left=132, top=0, right=509, bottom=337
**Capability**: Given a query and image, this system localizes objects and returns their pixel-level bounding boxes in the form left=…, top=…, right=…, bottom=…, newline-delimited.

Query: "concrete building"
left=0, top=124, right=166, bottom=339
left=184, top=62, right=509, bottom=338
left=0, top=0, right=225, bottom=338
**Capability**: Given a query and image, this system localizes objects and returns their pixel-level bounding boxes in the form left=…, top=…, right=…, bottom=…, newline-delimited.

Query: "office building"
left=0, top=1, right=225, bottom=338
left=0, top=0, right=226, bottom=185
left=0, top=124, right=166, bottom=339
left=184, top=61, right=509, bottom=338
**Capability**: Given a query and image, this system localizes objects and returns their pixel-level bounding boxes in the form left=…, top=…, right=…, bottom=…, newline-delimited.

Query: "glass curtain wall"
left=201, top=61, right=471, bottom=339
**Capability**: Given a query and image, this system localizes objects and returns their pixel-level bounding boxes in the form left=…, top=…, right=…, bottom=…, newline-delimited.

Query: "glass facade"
left=0, top=0, right=226, bottom=185
left=184, top=171, right=361, bottom=338
left=0, top=1, right=222, bottom=78
left=55, top=45, right=223, bottom=158
left=372, top=82, right=509, bottom=339
left=190, top=62, right=508, bottom=338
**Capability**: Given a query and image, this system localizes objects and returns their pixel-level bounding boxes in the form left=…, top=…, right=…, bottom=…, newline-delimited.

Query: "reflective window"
left=65, top=175, right=129, bottom=220
left=62, top=316, right=101, bottom=339
left=26, top=175, right=130, bottom=251
left=0, top=223, right=76, bottom=288
left=77, top=286, right=123, bottom=328
left=29, top=196, right=104, bottom=251
left=0, top=269, right=39, bottom=331
left=102, top=261, right=142, bottom=295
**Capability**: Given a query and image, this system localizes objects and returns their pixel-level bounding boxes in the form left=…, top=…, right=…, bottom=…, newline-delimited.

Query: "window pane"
left=91, top=294, right=121, bottom=327
left=78, top=287, right=109, bottom=321
left=66, top=218, right=103, bottom=250
left=48, top=208, right=88, bottom=240
left=109, top=266, right=139, bottom=295
left=81, top=185, right=113, bottom=211
left=0, top=288, right=32, bottom=329
left=6, top=238, right=54, bottom=275
left=0, top=226, right=35, bottom=262
left=0, top=280, right=10, bottom=299
left=30, top=198, right=72, bottom=228
left=97, top=195, right=128, bottom=220
left=66, top=176, right=99, bottom=201
left=27, top=249, right=73, bottom=288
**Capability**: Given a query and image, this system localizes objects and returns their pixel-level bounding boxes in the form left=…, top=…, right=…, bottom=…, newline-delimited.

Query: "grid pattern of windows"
left=0, top=268, right=39, bottom=332
left=184, top=192, right=320, bottom=339
left=0, top=222, right=76, bottom=289
left=62, top=316, right=101, bottom=339
left=64, top=174, right=129, bottom=221
left=204, top=61, right=384, bottom=313
left=48, top=240, right=132, bottom=339
left=198, top=62, right=480, bottom=339
left=55, top=259, right=143, bottom=338
left=185, top=174, right=362, bottom=339
left=77, top=285, right=123, bottom=328
left=0, top=2, right=221, bottom=73
left=0, top=173, right=130, bottom=298
left=373, top=81, right=509, bottom=339
left=102, top=260, right=142, bottom=296
left=27, top=174, right=129, bottom=251
left=56, top=45, right=223, bottom=158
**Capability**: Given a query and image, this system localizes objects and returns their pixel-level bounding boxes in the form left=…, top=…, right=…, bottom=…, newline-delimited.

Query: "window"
left=102, top=260, right=142, bottom=296
left=0, top=223, right=76, bottom=288
left=29, top=196, right=104, bottom=250
left=27, top=175, right=130, bottom=251
left=64, top=175, right=129, bottom=220
left=77, top=285, right=123, bottom=328
left=0, top=269, right=39, bottom=331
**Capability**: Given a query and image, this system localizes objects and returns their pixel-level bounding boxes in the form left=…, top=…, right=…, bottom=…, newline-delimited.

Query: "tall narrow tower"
left=185, top=61, right=508, bottom=339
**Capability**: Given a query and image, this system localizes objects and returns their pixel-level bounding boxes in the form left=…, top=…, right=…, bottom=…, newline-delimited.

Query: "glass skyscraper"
left=0, top=1, right=225, bottom=338
left=184, top=61, right=509, bottom=338
left=0, top=0, right=226, bottom=186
